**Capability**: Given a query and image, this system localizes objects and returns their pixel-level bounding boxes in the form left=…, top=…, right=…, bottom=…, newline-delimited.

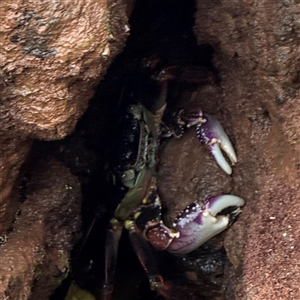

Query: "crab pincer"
left=167, top=195, right=244, bottom=253
left=145, top=195, right=244, bottom=254
left=178, top=109, right=237, bottom=175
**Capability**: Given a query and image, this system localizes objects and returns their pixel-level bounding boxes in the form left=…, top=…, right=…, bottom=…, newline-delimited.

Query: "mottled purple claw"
left=197, top=113, right=237, bottom=175
left=166, top=195, right=244, bottom=254
left=178, top=109, right=237, bottom=174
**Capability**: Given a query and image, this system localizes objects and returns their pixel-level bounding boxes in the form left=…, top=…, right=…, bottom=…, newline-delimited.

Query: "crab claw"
left=178, top=109, right=237, bottom=174
left=166, top=195, right=245, bottom=254
left=197, top=113, right=237, bottom=175
left=146, top=221, right=179, bottom=251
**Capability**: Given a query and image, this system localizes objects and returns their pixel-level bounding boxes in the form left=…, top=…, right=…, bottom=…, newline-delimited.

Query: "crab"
left=100, top=64, right=244, bottom=299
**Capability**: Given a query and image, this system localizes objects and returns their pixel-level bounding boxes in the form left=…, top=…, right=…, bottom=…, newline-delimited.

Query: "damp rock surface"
left=0, top=0, right=129, bottom=140
left=0, top=154, right=81, bottom=300
left=0, top=138, right=32, bottom=232
left=158, top=85, right=234, bottom=225
left=0, top=0, right=129, bottom=238
left=195, top=1, right=300, bottom=299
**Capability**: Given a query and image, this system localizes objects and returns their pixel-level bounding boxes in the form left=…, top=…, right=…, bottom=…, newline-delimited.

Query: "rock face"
left=0, top=0, right=129, bottom=232
left=0, top=155, right=82, bottom=300
left=195, top=1, right=300, bottom=299
left=0, top=138, right=32, bottom=233
left=1, top=0, right=129, bottom=139
left=0, top=1, right=129, bottom=298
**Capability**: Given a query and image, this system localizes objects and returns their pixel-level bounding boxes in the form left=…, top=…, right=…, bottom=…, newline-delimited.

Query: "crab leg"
left=125, top=221, right=170, bottom=297
left=167, top=195, right=244, bottom=254
left=100, top=219, right=123, bottom=300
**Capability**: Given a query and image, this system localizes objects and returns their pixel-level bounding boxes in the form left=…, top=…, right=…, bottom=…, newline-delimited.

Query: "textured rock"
left=0, top=155, right=81, bottom=300
left=0, top=0, right=129, bottom=234
left=0, top=138, right=32, bottom=232
left=195, top=1, right=300, bottom=299
left=0, top=0, right=129, bottom=139
left=158, top=85, right=234, bottom=225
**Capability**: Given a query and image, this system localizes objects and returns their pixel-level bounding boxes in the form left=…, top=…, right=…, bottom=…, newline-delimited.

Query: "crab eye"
left=121, top=169, right=136, bottom=185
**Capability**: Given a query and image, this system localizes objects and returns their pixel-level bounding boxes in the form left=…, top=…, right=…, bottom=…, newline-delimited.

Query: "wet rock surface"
left=158, top=85, right=235, bottom=225
left=0, top=138, right=32, bottom=232
left=195, top=1, right=300, bottom=299
left=0, top=151, right=81, bottom=299
left=0, top=0, right=128, bottom=140
left=0, top=0, right=129, bottom=271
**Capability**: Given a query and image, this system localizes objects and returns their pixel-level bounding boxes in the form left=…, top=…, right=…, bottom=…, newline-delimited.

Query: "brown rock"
left=158, top=85, right=234, bottom=226
left=0, top=155, right=81, bottom=299
left=194, top=1, right=300, bottom=299
left=0, top=0, right=129, bottom=139
left=0, top=0, right=129, bottom=235
left=0, top=138, right=32, bottom=233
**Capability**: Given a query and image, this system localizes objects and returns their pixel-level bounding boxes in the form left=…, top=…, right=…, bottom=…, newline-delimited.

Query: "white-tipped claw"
left=211, top=143, right=232, bottom=175
left=198, top=113, right=237, bottom=174
left=216, top=125, right=237, bottom=165
left=205, top=195, right=245, bottom=215
left=166, top=195, right=244, bottom=254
